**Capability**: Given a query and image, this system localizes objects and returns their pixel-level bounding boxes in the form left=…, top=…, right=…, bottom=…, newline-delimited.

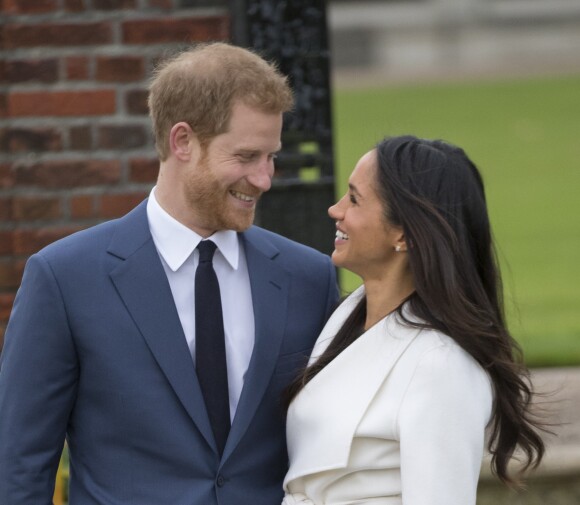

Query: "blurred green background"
left=331, top=74, right=580, bottom=367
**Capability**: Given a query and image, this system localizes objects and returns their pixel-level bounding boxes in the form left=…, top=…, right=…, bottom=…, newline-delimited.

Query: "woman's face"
left=328, top=149, right=404, bottom=280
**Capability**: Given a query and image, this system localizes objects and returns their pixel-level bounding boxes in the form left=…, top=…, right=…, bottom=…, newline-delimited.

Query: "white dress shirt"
left=146, top=188, right=255, bottom=421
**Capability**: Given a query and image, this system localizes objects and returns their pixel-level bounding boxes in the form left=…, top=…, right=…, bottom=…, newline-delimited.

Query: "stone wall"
left=329, top=0, right=580, bottom=83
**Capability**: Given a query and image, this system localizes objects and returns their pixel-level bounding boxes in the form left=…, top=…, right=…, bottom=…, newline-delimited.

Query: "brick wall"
left=0, top=1, right=230, bottom=349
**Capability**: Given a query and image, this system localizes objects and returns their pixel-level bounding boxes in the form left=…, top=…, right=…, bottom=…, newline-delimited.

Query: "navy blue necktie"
left=195, top=240, right=230, bottom=455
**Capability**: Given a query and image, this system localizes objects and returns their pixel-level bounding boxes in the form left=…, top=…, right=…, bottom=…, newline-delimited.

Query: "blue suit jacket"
left=0, top=201, right=339, bottom=505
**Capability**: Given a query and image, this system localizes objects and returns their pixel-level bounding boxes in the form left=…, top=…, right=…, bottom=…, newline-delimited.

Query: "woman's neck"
left=362, top=269, right=415, bottom=330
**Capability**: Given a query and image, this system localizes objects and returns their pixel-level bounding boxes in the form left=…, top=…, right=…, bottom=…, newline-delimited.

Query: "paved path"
left=529, top=367, right=580, bottom=477
left=481, top=366, right=580, bottom=479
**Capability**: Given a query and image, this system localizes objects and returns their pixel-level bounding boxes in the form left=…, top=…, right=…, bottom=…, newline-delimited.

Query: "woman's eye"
left=349, top=194, right=357, bottom=204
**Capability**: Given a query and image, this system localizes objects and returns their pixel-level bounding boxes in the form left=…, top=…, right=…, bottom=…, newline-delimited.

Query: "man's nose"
left=247, top=159, right=274, bottom=192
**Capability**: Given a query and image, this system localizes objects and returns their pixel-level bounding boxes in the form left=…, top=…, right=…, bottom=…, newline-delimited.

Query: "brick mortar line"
left=0, top=8, right=228, bottom=24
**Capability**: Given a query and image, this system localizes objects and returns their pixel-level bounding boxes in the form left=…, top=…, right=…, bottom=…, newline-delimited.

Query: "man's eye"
left=349, top=194, right=357, bottom=204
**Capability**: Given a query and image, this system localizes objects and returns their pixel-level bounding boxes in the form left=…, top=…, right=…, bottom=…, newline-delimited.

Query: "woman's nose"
left=328, top=200, right=341, bottom=220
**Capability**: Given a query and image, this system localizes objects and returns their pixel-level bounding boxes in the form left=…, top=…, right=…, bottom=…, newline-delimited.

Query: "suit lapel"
left=222, top=228, right=290, bottom=461
left=107, top=202, right=215, bottom=450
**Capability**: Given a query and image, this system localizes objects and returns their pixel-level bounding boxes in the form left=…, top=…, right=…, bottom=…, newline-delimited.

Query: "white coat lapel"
left=285, top=287, right=421, bottom=484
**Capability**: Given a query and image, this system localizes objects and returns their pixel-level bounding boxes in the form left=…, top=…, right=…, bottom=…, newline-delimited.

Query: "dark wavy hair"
left=286, top=135, right=546, bottom=486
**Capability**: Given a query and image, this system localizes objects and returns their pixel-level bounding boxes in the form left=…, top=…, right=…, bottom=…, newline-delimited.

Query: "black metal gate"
left=230, top=0, right=336, bottom=256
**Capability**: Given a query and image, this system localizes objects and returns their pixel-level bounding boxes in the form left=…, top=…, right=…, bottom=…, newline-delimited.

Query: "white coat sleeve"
left=397, top=341, right=493, bottom=505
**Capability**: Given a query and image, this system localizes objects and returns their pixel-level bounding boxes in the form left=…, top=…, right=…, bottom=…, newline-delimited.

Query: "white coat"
left=283, top=286, right=493, bottom=505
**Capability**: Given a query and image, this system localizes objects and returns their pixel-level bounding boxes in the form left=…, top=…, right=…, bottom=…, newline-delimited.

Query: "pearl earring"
left=395, top=245, right=401, bottom=252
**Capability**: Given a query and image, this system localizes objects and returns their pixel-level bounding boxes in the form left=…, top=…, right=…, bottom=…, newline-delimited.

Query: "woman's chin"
left=330, top=252, right=351, bottom=272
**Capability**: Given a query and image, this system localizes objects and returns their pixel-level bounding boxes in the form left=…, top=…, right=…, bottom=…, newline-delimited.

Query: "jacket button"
left=216, top=474, right=225, bottom=487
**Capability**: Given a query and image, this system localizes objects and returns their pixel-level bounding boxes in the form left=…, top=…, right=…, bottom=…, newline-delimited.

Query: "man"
left=0, top=43, right=338, bottom=505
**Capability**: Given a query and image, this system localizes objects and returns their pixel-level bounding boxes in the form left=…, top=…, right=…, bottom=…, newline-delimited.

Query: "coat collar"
left=107, top=202, right=290, bottom=460
left=221, top=227, right=290, bottom=462
left=284, top=286, right=421, bottom=485
left=107, top=201, right=216, bottom=449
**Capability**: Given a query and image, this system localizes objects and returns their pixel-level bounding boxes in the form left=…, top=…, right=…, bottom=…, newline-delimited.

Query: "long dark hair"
left=286, top=135, right=545, bottom=486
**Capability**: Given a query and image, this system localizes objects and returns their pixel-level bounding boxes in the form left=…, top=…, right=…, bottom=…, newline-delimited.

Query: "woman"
left=282, top=136, right=545, bottom=505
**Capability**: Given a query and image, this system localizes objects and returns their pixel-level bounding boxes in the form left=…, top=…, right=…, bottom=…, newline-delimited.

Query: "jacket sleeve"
left=0, top=253, right=78, bottom=505
left=397, top=341, right=493, bottom=505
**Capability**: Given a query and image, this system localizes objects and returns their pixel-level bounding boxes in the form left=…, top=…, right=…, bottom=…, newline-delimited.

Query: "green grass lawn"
left=332, top=74, right=580, bottom=367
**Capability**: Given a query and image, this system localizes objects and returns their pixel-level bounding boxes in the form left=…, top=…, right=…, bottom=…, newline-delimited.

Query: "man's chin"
left=225, top=213, right=255, bottom=232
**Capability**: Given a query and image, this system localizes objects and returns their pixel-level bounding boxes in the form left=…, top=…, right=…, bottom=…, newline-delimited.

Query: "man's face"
left=183, top=101, right=283, bottom=237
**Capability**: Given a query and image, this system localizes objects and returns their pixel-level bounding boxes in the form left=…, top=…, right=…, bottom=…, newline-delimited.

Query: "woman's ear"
left=393, top=231, right=408, bottom=253
left=169, top=122, right=197, bottom=161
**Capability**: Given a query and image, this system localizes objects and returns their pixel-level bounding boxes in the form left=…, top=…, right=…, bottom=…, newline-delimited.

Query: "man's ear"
left=169, top=122, right=198, bottom=161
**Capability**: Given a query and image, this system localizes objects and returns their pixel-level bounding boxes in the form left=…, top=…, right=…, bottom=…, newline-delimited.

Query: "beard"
left=183, top=156, right=259, bottom=233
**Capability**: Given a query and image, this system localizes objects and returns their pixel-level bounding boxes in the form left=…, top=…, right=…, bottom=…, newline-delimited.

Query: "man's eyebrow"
left=236, top=144, right=282, bottom=154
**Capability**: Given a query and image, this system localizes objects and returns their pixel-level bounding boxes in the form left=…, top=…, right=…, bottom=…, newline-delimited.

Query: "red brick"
left=0, top=293, right=15, bottom=321
left=96, top=56, right=145, bottom=83
left=0, top=164, right=14, bottom=189
left=126, top=89, right=148, bottom=115
left=70, top=195, right=96, bottom=219
left=100, top=192, right=148, bottom=219
left=98, top=125, right=147, bottom=149
left=0, top=94, right=7, bottom=118
left=2, top=0, right=57, bottom=14
left=66, top=56, right=90, bottom=80
left=12, top=196, right=62, bottom=221
left=69, top=125, right=92, bottom=150
left=14, top=160, right=121, bottom=188
left=13, top=226, right=83, bottom=255
left=123, top=16, right=229, bottom=44
left=0, top=198, right=13, bottom=222
left=64, top=0, right=85, bottom=11
left=0, top=230, right=14, bottom=255
left=129, top=158, right=158, bottom=183
left=3, top=59, right=58, bottom=83
left=0, top=127, right=62, bottom=153
left=4, top=22, right=112, bottom=49
left=148, top=0, right=172, bottom=8
left=93, top=0, right=136, bottom=9
left=0, top=322, right=6, bottom=351
left=8, top=90, right=116, bottom=117
left=0, top=259, right=18, bottom=289
left=13, top=259, right=26, bottom=284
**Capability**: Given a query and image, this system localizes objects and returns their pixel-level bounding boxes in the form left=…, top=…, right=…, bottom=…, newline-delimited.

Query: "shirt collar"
left=146, top=187, right=240, bottom=272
